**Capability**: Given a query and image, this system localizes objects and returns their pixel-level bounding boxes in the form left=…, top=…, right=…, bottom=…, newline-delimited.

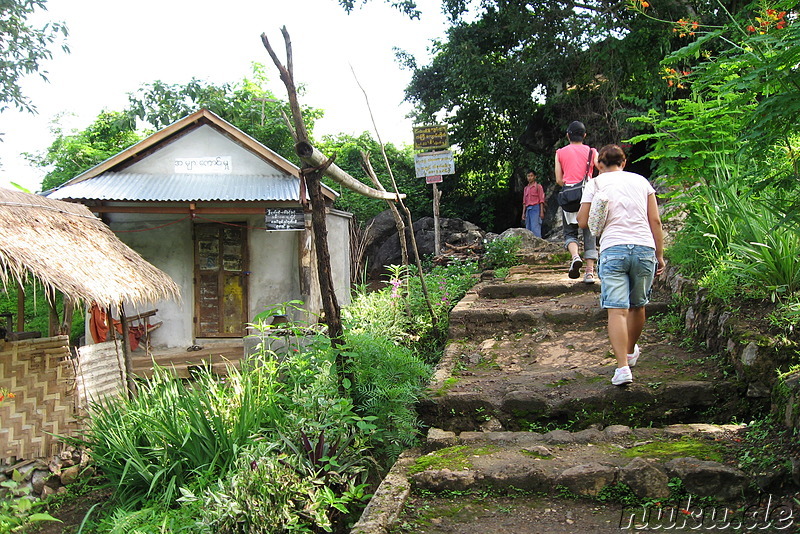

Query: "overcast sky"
left=0, top=0, right=448, bottom=192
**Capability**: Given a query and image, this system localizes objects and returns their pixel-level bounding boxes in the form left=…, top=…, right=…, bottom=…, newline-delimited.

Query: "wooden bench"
left=117, top=309, right=162, bottom=352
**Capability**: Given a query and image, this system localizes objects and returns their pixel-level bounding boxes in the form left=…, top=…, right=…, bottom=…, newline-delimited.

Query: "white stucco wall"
left=104, top=213, right=194, bottom=348
left=85, top=209, right=351, bottom=349
left=247, top=217, right=302, bottom=320
left=125, top=126, right=288, bottom=175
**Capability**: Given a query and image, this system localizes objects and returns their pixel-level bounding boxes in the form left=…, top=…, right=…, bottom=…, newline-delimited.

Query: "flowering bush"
left=0, top=387, right=14, bottom=403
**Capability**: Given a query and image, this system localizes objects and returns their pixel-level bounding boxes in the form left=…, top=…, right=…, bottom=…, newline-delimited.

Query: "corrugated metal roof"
left=47, top=172, right=302, bottom=202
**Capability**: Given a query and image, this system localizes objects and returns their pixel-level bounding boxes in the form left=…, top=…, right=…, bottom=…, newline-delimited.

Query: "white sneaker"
left=568, top=257, right=583, bottom=279
left=627, top=345, right=640, bottom=367
left=612, top=366, right=633, bottom=386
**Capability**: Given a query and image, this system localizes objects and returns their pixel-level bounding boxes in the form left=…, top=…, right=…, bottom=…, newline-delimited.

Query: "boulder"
left=410, top=468, right=478, bottom=492
left=603, top=425, right=633, bottom=440
left=60, top=465, right=82, bottom=486
left=496, top=228, right=562, bottom=254
left=426, top=428, right=458, bottom=450
left=619, top=457, right=671, bottom=499
left=664, top=457, right=749, bottom=501
left=557, top=462, right=618, bottom=497
left=362, top=211, right=485, bottom=279
left=30, top=469, right=50, bottom=495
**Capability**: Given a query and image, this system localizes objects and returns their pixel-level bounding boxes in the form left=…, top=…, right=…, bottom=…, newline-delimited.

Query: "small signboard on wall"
left=265, top=208, right=305, bottom=231
left=174, top=156, right=232, bottom=174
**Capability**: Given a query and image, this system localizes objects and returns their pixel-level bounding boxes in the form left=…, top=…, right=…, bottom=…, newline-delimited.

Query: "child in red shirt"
left=521, top=170, right=546, bottom=238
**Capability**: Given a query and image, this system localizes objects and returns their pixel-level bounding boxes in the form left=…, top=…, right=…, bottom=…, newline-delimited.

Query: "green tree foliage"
left=629, top=0, right=799, bottom=190
left=627, top=1, right=800, bottom=304
left=0, top=0, right=68, bottom=114
left=28, top=66, right=325, bottom=192
left=29, top=111, right=141, bottom=192
left=126, top=64, right=322, bottom=163
left=333, top=0, right=752, bottom=231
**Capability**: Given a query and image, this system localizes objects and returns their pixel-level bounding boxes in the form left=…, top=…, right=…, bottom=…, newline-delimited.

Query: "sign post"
left=414, top=144, right=454, bottom=256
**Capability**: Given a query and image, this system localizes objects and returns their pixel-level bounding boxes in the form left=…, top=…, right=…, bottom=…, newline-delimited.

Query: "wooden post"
left=60, top=296, right=75, bottom=336
left=303, top=166, right=344, bottom=344
left=16, top=281, right=24, bottom=332
left=46, top=286, right=59, bottom=337
left=298, top=214, right=313, bottom=300
left=118, top=306, right=137, bottom=397
left=433, top=183, right=441, bottom=256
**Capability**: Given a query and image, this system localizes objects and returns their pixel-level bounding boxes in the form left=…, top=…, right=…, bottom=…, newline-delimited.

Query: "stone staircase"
left=352, top=263, right=782, bottom=534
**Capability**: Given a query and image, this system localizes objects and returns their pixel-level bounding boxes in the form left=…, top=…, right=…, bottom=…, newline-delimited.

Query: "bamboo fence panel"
left=0, top=336, right=81, bottom=462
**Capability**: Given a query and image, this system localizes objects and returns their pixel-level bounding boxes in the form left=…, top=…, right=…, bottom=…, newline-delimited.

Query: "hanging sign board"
left=426, top=175, right=443, bottom=184
left=415, top=150, right=454, bottom=178
left=413, top=125, right=449, bottom=151
left=265, top=208, right=305, bottom=231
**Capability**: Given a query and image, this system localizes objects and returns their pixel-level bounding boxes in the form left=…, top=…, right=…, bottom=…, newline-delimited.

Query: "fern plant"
left=345, top=332, right=430, bottom=468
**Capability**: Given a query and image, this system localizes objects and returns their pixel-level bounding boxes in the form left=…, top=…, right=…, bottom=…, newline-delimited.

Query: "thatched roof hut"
left=0, top=188, right=180, bottom=308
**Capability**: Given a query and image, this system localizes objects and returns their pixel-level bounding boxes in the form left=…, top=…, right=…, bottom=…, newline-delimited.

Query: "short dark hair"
left=566, top=120, right=586, bottom=141
left=598, top=144, right=627, bottom=167
left=526, top=169, right=536, bottom=175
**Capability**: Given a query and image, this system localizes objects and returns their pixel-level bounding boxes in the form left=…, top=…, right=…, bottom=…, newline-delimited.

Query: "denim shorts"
left=598, top=244, right=657, bottom=309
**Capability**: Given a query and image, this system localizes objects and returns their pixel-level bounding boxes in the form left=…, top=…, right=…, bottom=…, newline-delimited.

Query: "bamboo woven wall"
left=74, top=341, right=126, bottom=409
left=0, top=336, right=81, bottom=462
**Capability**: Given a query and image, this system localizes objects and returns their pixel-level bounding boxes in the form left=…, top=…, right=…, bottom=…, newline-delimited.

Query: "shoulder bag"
left=557, top=147, right=593, bottom=213
left=588, top=176, right=610, bottom=236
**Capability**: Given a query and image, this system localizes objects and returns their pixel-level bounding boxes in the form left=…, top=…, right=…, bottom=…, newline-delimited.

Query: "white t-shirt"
left=581, top=170, right=656, bottom=253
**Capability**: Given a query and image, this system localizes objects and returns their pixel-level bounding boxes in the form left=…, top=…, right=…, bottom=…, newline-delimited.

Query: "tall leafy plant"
left=68, top=343, right=349, bottom=507
left=667, top=159, right=800, bottom=302
left=345, top=332, right=430, bottom=467
left=727, top=205, right=800, bottom=302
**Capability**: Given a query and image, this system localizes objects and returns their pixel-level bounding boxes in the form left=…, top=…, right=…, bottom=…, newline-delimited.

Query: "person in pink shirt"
left=555, top=121, right=598, bottom=284
left=521, top=169, right=546, bottom=238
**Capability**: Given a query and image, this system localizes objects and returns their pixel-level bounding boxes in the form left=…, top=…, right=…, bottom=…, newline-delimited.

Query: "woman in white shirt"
left=577, top=145, right=666, bottom=386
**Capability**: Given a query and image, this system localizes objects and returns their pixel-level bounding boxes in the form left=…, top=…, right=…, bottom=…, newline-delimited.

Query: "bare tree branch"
left=351, top=65, right=438, bottom=327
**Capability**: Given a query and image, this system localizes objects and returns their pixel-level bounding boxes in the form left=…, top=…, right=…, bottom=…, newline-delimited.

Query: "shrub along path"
left=352, top=262, right=790, bottom=533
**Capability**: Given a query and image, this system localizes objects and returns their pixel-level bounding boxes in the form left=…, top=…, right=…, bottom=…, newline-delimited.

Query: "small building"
left=48, top=109, right=351, bottom=353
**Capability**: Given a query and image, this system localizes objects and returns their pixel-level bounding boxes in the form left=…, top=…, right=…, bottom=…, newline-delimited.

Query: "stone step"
left=416, top=424, right=749, bottom=501
left=419, top=378, right=738, bottom=433
left=448, top=282, right=668, bottom=339
left=428, top=319, right=743, bottom=433
left=352, top=424, right=771, bottom=533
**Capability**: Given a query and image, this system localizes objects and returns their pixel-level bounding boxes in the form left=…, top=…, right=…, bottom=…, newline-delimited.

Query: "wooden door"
left=194, top=223, right=248, bottom=337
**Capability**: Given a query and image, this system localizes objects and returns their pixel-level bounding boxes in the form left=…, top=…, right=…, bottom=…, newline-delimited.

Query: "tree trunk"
left=261, top=28, right=352, bottom=392
left=303, top=165, right=344, bottom=344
